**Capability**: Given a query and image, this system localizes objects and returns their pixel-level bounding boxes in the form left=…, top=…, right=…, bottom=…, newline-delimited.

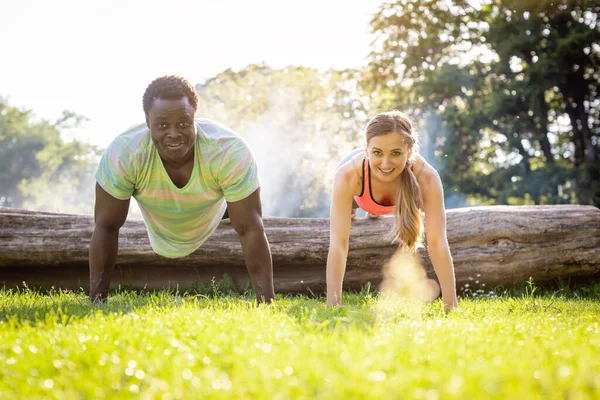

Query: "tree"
left=366, top=0, right=600, bottom=206
left=0, top=98, right=57, bottom=207
left=195, top=64, right=371, bottom=217
left=0, top=99, right=101, bottom=212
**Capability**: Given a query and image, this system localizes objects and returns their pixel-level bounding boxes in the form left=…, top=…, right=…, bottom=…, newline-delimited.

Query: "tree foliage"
left=5, top=1, right=600, bottom=215
left=195, top=64, right=370, bottom=217
left=0, top=98, right=100, bottom=213
left=367, top=0, right=600, bottom=207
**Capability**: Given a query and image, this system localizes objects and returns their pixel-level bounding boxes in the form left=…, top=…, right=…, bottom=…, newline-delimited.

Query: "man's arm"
left=226, top=187, right=275, bottom=303
left=89, top=183, right=130, bottom=301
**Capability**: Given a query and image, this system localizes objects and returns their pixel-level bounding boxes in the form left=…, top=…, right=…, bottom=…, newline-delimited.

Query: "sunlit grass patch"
left=0, top=281, right=599, bottom=399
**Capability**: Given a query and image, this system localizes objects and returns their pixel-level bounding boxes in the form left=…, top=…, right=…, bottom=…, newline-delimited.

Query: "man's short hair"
left=142, top=75, right=199, bottom=115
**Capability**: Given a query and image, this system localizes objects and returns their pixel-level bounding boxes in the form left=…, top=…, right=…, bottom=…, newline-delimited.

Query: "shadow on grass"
left=2, top=277, right=599, bottom=328
left=279, top=277, right=600, bottom=331
left=462, top=277, right=600, bottom=302
left=0, top=276, right=253, bottom=326
left=274, top=284, right=449, bottom=333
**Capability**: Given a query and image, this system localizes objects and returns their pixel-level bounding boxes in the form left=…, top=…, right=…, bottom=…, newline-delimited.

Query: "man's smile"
left=165, top=141, right=185, bottom=149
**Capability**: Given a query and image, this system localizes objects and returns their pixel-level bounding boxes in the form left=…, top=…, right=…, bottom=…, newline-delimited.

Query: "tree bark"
left=0, top=205, right=599, bottom=294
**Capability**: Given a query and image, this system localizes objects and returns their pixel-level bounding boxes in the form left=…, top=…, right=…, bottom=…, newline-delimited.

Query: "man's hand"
left=226, top=187, right=275, bottom=303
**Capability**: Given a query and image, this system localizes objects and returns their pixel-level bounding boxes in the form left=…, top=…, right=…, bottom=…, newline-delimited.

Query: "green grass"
left=1, top=280, right=599, bottom=399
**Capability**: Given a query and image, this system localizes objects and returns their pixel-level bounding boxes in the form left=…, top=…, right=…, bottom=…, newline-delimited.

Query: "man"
left=89, top=75, right=274, bottom=303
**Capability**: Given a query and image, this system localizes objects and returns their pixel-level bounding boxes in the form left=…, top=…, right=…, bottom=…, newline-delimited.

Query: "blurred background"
left=1, top=0, right=598, bottom=218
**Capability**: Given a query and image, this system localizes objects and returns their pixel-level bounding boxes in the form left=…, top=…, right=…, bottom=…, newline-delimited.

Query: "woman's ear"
left=364, top=145, right=370, bottom=159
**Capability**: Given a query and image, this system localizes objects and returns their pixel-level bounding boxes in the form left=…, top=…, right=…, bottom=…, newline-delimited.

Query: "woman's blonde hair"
left=366, top=110, right=424, bottom=251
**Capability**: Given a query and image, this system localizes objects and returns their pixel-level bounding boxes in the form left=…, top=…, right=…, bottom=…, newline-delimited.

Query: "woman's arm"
left=326, top=168, right=356, bottom=307
left=421, top=169, right=458, bottom=310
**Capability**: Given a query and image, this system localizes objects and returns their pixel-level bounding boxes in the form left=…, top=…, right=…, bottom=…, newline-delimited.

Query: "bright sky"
left=0, top=0, right=382, bottom=148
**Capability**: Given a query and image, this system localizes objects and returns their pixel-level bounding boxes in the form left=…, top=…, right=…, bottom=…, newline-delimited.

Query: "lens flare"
left=380, top=251, right=440, bottom=302
left=375, top=251, right=441, bottom=321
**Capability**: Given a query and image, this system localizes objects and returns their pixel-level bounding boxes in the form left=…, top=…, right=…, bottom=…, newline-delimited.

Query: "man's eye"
left=157, top=123, right=167, bottom=129
left=179, top=122, right=190, bottom=128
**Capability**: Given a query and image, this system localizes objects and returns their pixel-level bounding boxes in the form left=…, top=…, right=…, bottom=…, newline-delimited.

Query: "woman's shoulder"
left=334, top=152, right=364, bottom=192
left=414, top=155, right=442, bottom=191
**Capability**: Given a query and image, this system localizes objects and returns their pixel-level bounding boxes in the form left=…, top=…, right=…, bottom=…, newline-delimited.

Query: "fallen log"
left=0, top=205, right=599, bottom=294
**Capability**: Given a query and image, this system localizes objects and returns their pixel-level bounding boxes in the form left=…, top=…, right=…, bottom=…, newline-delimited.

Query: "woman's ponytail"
left=393, top=161, right=424, bottom=252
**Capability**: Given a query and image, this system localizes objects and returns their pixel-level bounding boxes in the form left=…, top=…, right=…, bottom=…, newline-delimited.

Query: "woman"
left=326, top=110, right=458, bottom=309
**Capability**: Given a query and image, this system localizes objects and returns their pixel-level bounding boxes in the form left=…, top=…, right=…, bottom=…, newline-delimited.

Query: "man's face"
left=146, top=96, right=196, bottom=165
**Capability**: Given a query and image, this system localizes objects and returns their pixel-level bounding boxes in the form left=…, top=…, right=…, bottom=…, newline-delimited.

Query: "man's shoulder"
left=195, top=119, right=241, bottom=141
left=195, top=119, right=251, bottom=159
left=109, top=123, right=152, bottom=153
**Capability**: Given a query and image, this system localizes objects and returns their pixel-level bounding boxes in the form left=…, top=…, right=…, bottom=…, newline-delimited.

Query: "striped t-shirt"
left=95, top=119, right=260, bottom=258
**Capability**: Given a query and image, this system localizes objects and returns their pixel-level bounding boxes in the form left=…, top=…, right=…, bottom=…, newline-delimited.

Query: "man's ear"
left=145, top=116, right=150, bottom=128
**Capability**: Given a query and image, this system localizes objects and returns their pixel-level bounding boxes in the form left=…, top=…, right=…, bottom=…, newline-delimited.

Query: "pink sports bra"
left=353, top=158, right=419, bottom=215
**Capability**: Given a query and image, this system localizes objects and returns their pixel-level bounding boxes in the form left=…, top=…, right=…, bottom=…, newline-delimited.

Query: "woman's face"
left=366, top=131, right=412, bottom=183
